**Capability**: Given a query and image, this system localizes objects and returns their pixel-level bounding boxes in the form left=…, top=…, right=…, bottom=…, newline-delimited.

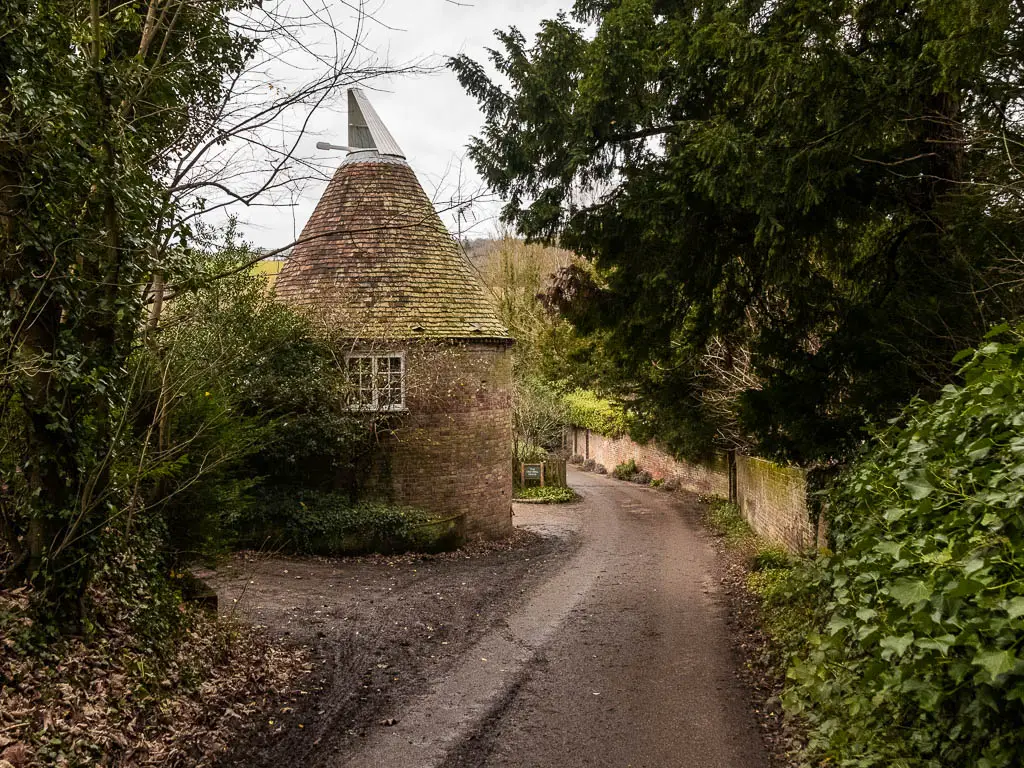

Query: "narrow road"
left=344, top=469, right=767, bottom=768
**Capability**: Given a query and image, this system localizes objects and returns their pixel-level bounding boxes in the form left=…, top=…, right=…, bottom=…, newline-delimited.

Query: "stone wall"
left=569, top=426, right=820, bottom=553
left=367, top=340, right=514, bottom=539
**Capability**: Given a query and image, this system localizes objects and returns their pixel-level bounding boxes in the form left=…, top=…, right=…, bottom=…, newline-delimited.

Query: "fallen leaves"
left=0, top=591, right=308, bottom=768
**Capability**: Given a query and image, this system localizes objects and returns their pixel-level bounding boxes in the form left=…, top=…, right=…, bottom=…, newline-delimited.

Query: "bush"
left=562, top=389, right=634, bottom=437
left=233, top=490, right=458, bottom=555
left=151, top=253, right=373, bottom=561
left=663, top=477, right=680, bottom=491
left=613, top=458, right=638, bottom=480
left=782, top=327, right=1024, bottom=767
left=516, top=443, right=549, bottom=463
left=594, top=463, right=607, bottom=474
left=630, top=470, right=653, bottom=485
left=570, top=453, right=585, bottom=465
left=582, top=458, right=596, bottom=471
left=513, top=486, right=578, bottom=503
left=751, top=546, right=790, bottom=572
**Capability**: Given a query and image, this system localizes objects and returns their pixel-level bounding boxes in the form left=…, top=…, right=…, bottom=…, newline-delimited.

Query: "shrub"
left=562, top=389, right=634, bottom=437
left=570, top=453, right=585, bottom=465
left=631, top=470, right=653, bottom=485
left=651, top=477, right=664, bottom=488
left=233, top=490, right=456, bottom=555
left=751, top=546, right=789, bottom=572
left=516, top=443, right=549, bottom=463
left=513, top=486, right=578, bottom=503
left=594, top=463, right=608, bottom=474
left=151, top=254, right=373, bottom=561
left=582, top=458, right=596, bottom=471
left=663, top=477, right=680, bottom=491
left=782, top=327, right=1024, bottom=767
left=613, top=458, right=638, bottom=480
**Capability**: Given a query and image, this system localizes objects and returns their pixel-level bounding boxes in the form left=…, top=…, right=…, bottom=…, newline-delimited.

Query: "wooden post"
left=520, top=463, right=526, bottom=488
left=541, top=462, right=546, bottom=487
left=728, top=450, right=738, bottom=504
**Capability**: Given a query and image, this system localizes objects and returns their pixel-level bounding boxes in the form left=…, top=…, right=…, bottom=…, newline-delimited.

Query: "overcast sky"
left=230, top=0, right=567, bottom=250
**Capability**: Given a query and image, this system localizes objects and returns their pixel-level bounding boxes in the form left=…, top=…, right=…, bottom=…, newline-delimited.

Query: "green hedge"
left=781, top=327, right=1024, bottom=767
left=233, top=491, right=462, bottom=555
left=562, top=388, right=633, bottom=437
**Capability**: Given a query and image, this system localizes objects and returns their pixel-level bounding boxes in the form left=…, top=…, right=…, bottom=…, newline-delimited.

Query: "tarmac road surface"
left=342, top=469, right=767, bottom=768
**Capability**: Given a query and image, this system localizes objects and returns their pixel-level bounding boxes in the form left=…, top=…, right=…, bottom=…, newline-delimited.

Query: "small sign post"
left=523, top=463, right=544, bottom=487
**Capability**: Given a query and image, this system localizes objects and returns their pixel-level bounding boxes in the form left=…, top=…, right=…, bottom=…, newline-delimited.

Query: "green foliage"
left=513, top=486, right=578, bottom=503
left=235, top=490, right=452, bottom=555
left=747, top=564, right=819, bottom=677
left=453, top=0, right=1024, bottom=464
left=781, top=328, right=1024, bottom=767
left=563, top=388, right=633, bottom=437
left=146, top=245, right=374, bottom=560
left=703, top=497, right=757, bottom=550
left=751, top=547, right=791, bottom=573
left=702, top=496, right=791, bottom=572
left=612, top=458, right=639, bottom=480
left=0, top=0, right=257, bottom=621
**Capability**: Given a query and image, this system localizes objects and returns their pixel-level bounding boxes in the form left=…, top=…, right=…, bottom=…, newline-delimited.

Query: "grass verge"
left=699, top=495, right=810, bottom=766
left=513, top=486, right=579, bottom=503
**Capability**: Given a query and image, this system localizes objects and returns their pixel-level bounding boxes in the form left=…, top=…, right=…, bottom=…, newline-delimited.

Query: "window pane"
left=347, top=357, right=374, bottom=406
left=380, top=356, right=403, bottom=407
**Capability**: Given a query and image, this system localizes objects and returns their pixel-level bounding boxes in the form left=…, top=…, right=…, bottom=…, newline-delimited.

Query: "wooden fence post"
left=727, top=450, right=738, bottom=504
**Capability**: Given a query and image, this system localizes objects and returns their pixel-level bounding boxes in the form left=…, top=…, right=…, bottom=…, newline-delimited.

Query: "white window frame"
left=345, top=352, right=406, bottom=412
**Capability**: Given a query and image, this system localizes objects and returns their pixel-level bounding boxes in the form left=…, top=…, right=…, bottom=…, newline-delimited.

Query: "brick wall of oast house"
left=365, top=340, right=513, bottom=539
left=568, top=426, right=823, bottom=553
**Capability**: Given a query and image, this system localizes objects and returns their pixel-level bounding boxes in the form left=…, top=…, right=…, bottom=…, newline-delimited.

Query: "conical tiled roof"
left=275, top=90, right=509, bottom=342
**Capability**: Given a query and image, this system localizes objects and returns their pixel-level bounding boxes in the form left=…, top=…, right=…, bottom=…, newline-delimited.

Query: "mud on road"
left=205, top=526, right=574, bottom=768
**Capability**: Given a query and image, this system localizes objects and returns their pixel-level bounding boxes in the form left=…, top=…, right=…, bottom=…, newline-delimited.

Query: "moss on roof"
left=275, top=155, right=510, bottom=342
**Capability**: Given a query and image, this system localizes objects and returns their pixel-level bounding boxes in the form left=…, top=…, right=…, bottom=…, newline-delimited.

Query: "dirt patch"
left=205, top=527, right=573, bottom=768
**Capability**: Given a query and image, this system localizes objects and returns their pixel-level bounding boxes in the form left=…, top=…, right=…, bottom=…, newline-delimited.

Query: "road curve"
left=341, top=469, right=767, bottom=768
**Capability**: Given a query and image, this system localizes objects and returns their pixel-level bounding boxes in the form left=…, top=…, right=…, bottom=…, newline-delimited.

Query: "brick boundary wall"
left=569, top=426, right=729, bottom=498
left=735, top=455, right=818, bottom=553
left=568, top=426, right=823, bottom=553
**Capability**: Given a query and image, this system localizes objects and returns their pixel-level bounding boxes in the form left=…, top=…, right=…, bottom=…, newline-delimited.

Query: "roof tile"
left=276, top=156, right=510, bottom=341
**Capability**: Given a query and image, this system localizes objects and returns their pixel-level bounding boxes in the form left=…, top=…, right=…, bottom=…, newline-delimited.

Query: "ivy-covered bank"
left=767, top=328, right=1024, bottom=767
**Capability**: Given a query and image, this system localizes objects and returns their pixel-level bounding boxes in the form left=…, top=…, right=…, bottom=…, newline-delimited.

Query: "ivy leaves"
left=784, top=328, right=1024, bottom=766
